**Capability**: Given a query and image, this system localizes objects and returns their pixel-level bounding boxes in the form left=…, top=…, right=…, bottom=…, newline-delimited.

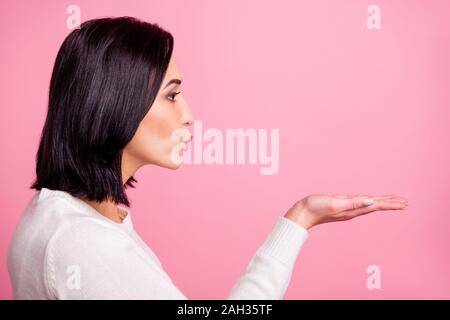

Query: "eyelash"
left=167, top=91, right=181, bottom=102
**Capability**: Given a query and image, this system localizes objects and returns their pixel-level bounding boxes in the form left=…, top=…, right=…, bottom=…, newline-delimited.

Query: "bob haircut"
left=31, top=16, right=174, bottom=206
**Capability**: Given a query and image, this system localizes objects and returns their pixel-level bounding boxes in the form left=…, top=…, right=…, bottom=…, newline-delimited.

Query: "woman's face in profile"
left=123, top=56, right=194, bottom=170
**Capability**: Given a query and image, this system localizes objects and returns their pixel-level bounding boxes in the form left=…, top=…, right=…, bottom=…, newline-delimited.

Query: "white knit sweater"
left=7, top=188, right=309, bottom=299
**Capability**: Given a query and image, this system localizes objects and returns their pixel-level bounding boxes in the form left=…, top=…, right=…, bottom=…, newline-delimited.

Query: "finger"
left=330, top=194, right=401, bottom=201
left=344, top=199, right=408, bottom=218
left=329, top=195, right=408, bottom=212
left=330, top=195, right=348, bottom=199
left=385, top=198, right=408, bottom=205
left=377, top=195, right=408, bottom=204
left=329, top=196, right=378, bottom=212
left=376, top=200, right=408, bottom=210
left=376, top=197, right=408, bottom=206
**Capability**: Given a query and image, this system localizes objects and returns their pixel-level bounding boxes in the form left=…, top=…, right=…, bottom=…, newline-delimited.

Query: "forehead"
left=164, top=56, right=181, bottom=79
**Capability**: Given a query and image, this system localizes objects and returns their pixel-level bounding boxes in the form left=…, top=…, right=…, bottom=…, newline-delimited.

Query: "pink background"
left=1, top=0, right=449, bottom=299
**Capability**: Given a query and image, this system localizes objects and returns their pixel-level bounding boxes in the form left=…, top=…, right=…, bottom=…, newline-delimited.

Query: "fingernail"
left=363, top=198, right=375, bottom=206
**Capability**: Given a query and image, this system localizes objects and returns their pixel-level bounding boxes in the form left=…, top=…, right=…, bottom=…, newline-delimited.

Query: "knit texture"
left=8, top=188, right=308, bottom=299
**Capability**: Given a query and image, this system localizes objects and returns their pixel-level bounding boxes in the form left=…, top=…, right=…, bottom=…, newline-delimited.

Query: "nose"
left=181, top=103, right=194, bottom=127
left=180, top=102, right=194, bottom=142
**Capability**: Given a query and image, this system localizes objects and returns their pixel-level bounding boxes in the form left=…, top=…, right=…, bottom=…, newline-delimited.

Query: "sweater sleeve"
left=226, top=216, right=309, bottom=299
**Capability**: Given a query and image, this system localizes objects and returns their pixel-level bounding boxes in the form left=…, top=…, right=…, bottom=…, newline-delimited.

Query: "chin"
left=158, top=157, right=183, bottom=170
left=147, top=150, right=184, bottom=170
left=167, top=162, right=182, bottom=170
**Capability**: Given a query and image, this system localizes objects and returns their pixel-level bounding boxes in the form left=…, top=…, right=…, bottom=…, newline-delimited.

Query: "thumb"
left=330, top=196, right=375, bottom=212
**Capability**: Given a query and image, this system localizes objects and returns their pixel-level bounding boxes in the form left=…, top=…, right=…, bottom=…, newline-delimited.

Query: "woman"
left=7, top=16, right=408, bottom=300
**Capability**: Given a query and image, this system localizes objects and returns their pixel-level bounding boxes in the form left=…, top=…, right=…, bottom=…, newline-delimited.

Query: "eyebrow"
left=163, top=78, right=182, bottom=89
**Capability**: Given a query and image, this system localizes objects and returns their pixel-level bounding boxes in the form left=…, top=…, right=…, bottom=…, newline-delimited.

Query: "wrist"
left=283, top=205, right=315, bottom=230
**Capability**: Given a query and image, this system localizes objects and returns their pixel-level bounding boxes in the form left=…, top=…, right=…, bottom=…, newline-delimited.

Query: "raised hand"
left=283, top=194, right=408, bottom=230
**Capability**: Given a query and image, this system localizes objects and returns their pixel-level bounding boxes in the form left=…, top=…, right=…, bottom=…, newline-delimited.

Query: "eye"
left=167, top=91, right=181, bottom=102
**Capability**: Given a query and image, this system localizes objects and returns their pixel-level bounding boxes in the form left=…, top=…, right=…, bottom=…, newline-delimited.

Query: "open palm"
left=284, top=194, right=408, bottom=229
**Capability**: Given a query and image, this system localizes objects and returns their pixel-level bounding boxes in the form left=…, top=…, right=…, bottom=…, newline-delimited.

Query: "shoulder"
left=44, top=216, right=135, bottom=298
left=46, top=216, right=132, bottom=260
left=30, top=193, right=132, bottom=250
left=27, top=192, right=134, bottom=256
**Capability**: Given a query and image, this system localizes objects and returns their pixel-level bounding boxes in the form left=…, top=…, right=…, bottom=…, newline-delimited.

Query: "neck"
left=84, top=199, right=126, bottom=224
left=83, top=152, right=142, bottom=224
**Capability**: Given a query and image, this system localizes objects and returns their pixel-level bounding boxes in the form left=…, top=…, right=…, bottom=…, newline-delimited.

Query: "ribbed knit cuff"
left=257, top=216, right=309, bottom=268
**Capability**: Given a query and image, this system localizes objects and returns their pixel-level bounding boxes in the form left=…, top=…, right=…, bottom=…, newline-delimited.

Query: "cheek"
left=146, top=104, right=178, bottom=142
left=127, top=104, right=179, bottom=160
